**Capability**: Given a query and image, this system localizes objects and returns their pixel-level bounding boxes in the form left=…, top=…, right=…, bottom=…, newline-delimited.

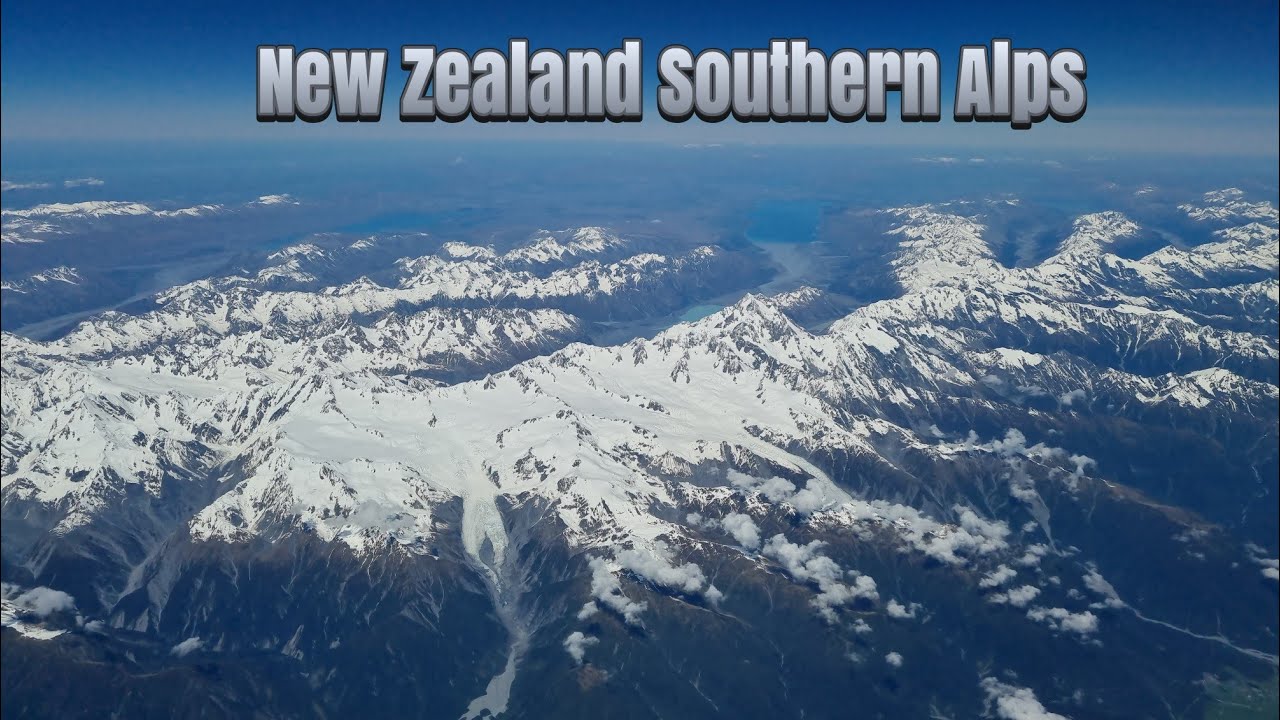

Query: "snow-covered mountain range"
left=2, top=190, right=1277, bottom=719
left=1, top=195, right=298, bottom=245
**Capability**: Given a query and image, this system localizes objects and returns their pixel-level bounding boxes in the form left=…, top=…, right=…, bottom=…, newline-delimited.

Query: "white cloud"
left=617, top=542, right=722, bottom=603
left=10, top=586, right=75, bottom=616
left=63, top=177, right=105, bottom=188
left=886, top=599, right=921, bottom=619
left=1027, top=606, right=1099, bottom=635
left=886, top=506, right=1012, bottom=567
left=1058, top=389, right=1086, bottom=407
left=729, top=471, right=797, bottom=503
left=957, top=508, right=1011, bottom=548
left=563, top=631, right=598, bottom=665
left=1082, top=570, right=1125, bottom=609
left=252, top=194, right=298, bottom=205
left=727, top=471, right=844, bottom=515
left=170, top=637, right=204, bottom=657
left=885, top=651, right=903, bottom=668
left=980, top=565, right=1018, bottom=588
left=761, top=533, right=878, bottom=623
left=721, top=512, right=761, bottom=549
left=963, top=429, right=1094, bottom=483
left=588, top=557, right=647, bottom=625
left=821, top=499, right=1012, bottom=567
left=1, top=180, right=52, bottom=192
left=1245, top=543, right=1279, bottom=581
left=576, top=602, right=599, bottom=620
left=1068, top=454, right=1096, bottom=479
left=1016, top=544, right=1051, bottom=567
left=989, top=585, right=1041, bottom=608
left=980, top=677, right=1067, bottom=720
left=789, top=481, right=844, bottom=514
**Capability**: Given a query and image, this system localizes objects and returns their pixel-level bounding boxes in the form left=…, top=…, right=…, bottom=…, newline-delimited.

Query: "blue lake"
left=746, top=200, right=825, bottom=244
left=678, top=304, right=725, bottom=322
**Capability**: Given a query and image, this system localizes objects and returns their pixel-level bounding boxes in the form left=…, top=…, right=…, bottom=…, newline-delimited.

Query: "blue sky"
left=2, top=0, right=1277, bottom=153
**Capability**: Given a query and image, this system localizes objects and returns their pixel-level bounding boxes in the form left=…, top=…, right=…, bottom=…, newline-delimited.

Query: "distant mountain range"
left=3, top=189, right=1277, bottom=719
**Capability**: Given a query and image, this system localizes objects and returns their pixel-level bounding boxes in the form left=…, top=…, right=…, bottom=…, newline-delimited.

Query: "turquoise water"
left=746, top=200, right=825, bottom=244
left=679, top=304, right=724, bottom=322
